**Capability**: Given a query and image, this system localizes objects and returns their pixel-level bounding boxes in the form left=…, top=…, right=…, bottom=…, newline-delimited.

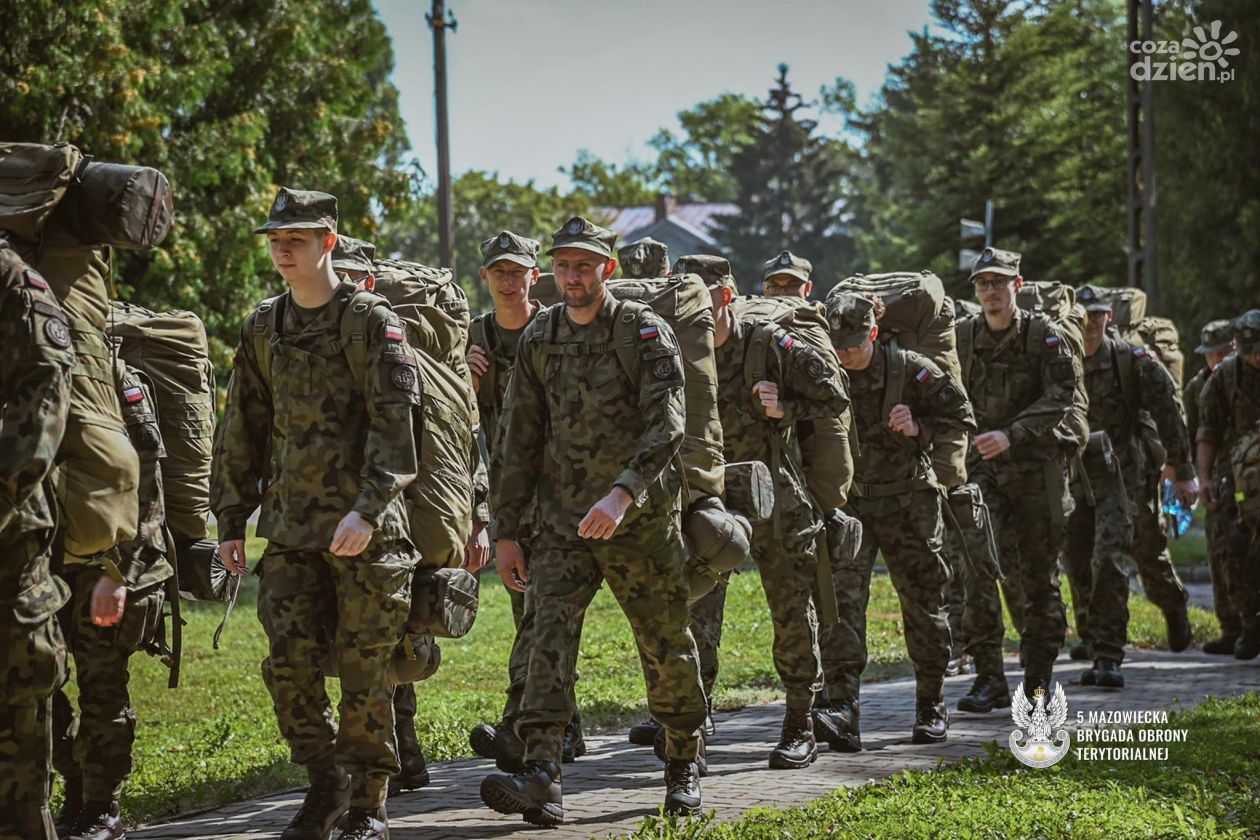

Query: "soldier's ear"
left=321, top=230, right=337, bottom=254
left=527, top=267, right=541, bottom=286
left=803, top=280, right=814, bottom=298
left=603, top=258, right=619, bottom=280
left=869, top=325, right=879, bottom=343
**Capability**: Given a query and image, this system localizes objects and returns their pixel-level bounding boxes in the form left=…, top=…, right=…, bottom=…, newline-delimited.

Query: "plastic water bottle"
left=1162, top=479, right=1193, bottom=538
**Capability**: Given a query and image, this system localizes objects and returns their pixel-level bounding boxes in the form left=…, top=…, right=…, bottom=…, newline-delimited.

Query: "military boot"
left=469, top=719, right=525, bottom=773
left=281, top=769, right=351, bottom=840
left=389, top=721, right=430, bottom=796
left=1164, top=606, right=1193, bottom=653
left=479, top=760, right=563, bottom=827
left=561, top=714, right=587, bottom=762
left=1234, top=628, right=1260, bottom=660
left=911, top=699, right=949, bottom=744
left=56, top=772, right=84, bottom=833
left=1203, top=633, right=1238, bottom=655
left=628, top=718, right=661, bottom=745
left=1069, top=641, right=1089, bottom=661
left=663, top=759, right=702, bottom=816
left=956, top=674, right=1011, bottom=713
left=768, top=707, right=817, bottom=768
left=64, top=800, right=124, bottom=840
left=653, top=725, right=708, bottom=776
left=812, top=698, right=861, bottom=752
left=1085, top=659, right=1124, bottom=688
left=337, top=806, right=389, bottom=840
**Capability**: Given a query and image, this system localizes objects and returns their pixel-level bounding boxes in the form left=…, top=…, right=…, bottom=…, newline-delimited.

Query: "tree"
left=561, top=150, right=656, bottom=207
left=648, top=93, right=761, bottom=202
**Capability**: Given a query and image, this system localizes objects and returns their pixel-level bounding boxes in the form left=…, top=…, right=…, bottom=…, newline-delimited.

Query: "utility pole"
left=428, top=0, right=457, bottom=272
left=1127, top=0, right=1159, bottom=310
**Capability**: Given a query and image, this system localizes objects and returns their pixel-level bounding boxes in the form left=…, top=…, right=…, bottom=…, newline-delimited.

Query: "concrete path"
left=130, top=649, right=1258, bottom=840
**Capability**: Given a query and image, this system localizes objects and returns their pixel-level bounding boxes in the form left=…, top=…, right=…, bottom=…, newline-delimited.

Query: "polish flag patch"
left=385, top=324, right=404, bottom=342
left=1133, top=347, right=1147, bottom=358
left=777, top=334, right=795, bottom=350
left=123, top=386, right=145, bottom=404
left=1044, top=335, right=1061, bottom=348
left=915, top=367, right=931, bottom=383
left=639, top=325, right=659, bottom=341
left=25, top=270, right=49, bottom=290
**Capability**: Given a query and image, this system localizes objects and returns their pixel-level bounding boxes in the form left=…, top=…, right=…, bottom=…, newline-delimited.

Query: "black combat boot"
left=628, top=718, right=662, bottom=746
left=956, top=675, right=1011, bottom=713
left=1234, top=628, right=1260, bottom=660
left=389, top=722, right=430, bottom=796
left=653, top=725, right=708, bottom=776
left=1069, top=641, right=1089, bottom=661
left=56, top=772, right=84, bottom=833
left=479, top=760, right=563, bottom=827
left=812, top=698, right=861, bottom=752
left=1165, top=606, right=1193, bottom=652
left=663, top=759, right=703, bottom=816
left=1203, top=633, right=1238, bottom=655
left=469, top=719, right=525, bottom=773
left=1091, top=659, right=1124, bottom=688
left=561, top=714, right=587, bottom=762
left=281, top=769, right=351, bottom=840
left=64, top=800, right=125, bottom=840
left=337, top=806, right=389, bottom=840
left=911, top=699, right=949, bottom=744
left=768, top=708, right=817, bottom=769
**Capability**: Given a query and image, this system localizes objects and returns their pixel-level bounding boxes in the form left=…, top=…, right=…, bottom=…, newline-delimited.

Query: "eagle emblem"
left=1009, top=682, right=1070, bottom=768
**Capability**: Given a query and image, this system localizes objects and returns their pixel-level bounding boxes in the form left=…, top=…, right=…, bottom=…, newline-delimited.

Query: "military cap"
left=1233, top=310, right=1260, bottom=354
left=480, top=230, right=540, bottom=269
left=617, top=237, right=670, bottom=278
left=1195, top=319, right=1235, bottom=355
left=825, top=292, right=877, bottom=348
left=673, top=254, right=734, bottom=290
left=331, top=235, right=376, bottom=273
left=968, top=246, right=1021, bottom=280
left=1076, top=284, right=1112, bottom=313
left=547, top=215, right=618, bottom=258
left=254, top=187, right=338, bottom=234
left=762, top=250, right=812, bottom=284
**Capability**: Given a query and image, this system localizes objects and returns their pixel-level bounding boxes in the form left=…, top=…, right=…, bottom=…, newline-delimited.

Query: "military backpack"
left=1099, top=286, right=1184, bottom=387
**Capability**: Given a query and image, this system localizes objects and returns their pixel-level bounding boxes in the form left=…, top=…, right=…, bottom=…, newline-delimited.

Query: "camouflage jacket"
left=211, top=280, right=420, bottom=549
left=491, top=292, right=685, bottom=543
left=957, top=309, right=1078, bottom=460
left=1085, top=335, right=1193, bottom=480
left=1198, top=355, right=1260, bottom=457
left=848, top=342, right=976, bottom=491
left=714, top=317, right=848, bottom=514
left=1185, top=363, right=1230, bottom=476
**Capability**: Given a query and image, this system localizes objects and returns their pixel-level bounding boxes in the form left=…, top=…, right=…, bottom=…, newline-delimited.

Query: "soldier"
left=954, top=247, right=1078, bottom=710
left=762, top=250, right=814, bottom=299
left=212, top=188, right=421, bottom=840
left=823, top=293, right=975, bottom=745
left=479, top=216, right=706, bottom=826
left=1063, top=286, right=1197, bottom=689
left=464, top=231, right=587, bottom=769
left=1185, top=319, right=1246, bottom=654
left=1197, top=310, right=1260, bottom=660
left=0, top=239, right=75, bottom=840
left=617, top=237, right=670, bottom=279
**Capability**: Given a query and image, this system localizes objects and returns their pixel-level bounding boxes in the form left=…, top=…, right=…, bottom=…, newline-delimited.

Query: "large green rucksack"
left=1099, top=286, right=1185, bottom=387
left=827, top=270, right=967, bottom=488
left=1015, top=281, right=1090, bottom=457
left=371, top=258, right=473, bottom=382
left=1231, top=421, right=1260, bottom=523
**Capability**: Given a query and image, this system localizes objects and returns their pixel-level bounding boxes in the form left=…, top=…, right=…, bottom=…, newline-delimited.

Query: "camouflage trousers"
left=1209, top=479, right=1260, bottom=634
left=257, top=542, right=413, bottom=809
left=963, top=457, right=1070, bottom=678
left=1062, top=451, right=1132, bottom=663
left=823, top=489, right=952, bottom=703
left=1127, top=467, right=1189, bottom=614
left=0, top=534, right=66, bottom=840
left=51, top=567, right=166, bottom=802
left=517, top=525, right=705, bottom=764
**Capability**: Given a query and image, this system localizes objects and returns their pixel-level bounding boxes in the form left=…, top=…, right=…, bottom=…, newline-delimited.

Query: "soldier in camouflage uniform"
left=212, top=189, right=421, bottom=840
left=954, top=248, right=1078, bottom=710
left=1062, top=286, right=1198, bottom=689
left=823, top=293, right=975, bottom=746
left=480, top=216, right=706, bottom=826
left=0, top=240, right=75, bottom=840
left=617, top=237, right=670, bottom=279
left=1197, top=310, right=1260, bottom=660
left=465, top=231, right=587, bottom=769
left=1185, top=319, right=1247, bottom=654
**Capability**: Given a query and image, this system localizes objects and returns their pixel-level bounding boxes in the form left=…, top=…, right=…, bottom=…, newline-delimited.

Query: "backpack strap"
left=882, top=336, right=907, bottom=425
left=957, top=315, right=978, bottom=389
left=609, top=299, right=647, bottom=386
left=1113, top=339, right=1139, bottom=416
left=338, top=289, right=390, bottom=393
left=468, top=313, right=498, bottom=403
left=251, top=293, right=286, bottom=382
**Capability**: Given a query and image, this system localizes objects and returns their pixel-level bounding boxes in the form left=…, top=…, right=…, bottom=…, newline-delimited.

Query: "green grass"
left=629, top=693, right=1260, bottom=839
left=61, top=528, right=1223, bottom=825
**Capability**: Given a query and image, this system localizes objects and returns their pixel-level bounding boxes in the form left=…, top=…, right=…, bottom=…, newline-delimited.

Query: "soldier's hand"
left=496, top=539, right=528, bottom=593
left=464, top=523, right=490, bottom=573
left=579, top=487, right=633, bottom=540
left=1160, top=463, right=1177, bottom=483
left=974, top=430, right=1012, bottom=460
left=752, top=381, right=785, bottom=419
left=218, top=539, right=249, bottom=576
left=1199, top=479, right=1218, bottom=510
left=467, top=344, right=490, bottom=393
left=1175, top=477, right=1199, bottom=508
left=90, top=575, right=127, bottom=628
left=330, top=511, right=375, bottom=557
left=888, top=403, right=920, bottom=437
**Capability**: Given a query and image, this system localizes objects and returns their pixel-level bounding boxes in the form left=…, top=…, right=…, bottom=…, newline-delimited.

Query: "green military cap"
left=331, top=235, right=376, bottom=273
left=617, top=237, right=670, bottom=278
left=1195, top=319, right=1235, bottom=355
left=825, top=292, right=877, bottom=348
left=1076, top=284, right=1112, bottom=313
left=968, top=246, right=1021, bottom=280
left=673, top=254, right=734, bottom=290
left=762, top=250, right=812, bottom=284
left=254, top=187, right=338, bottom=234
left=547, top=215, right=618, bottom=258
left=480, top=230, right=540, bottom=269
left=1232, top=310, right=1260, bottom=354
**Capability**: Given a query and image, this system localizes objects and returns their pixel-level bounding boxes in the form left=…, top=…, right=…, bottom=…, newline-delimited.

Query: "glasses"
left=973, top=279, right=1012, bottom=291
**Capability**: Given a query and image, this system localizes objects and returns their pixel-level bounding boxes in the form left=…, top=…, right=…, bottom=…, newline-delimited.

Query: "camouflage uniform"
left=492, top=259, right=705, bottom=765
left=212, top=190, right=421, bottom=810
left=617, top=238, right=669, bottom=280
left=0, top=244, right=74, bottom=840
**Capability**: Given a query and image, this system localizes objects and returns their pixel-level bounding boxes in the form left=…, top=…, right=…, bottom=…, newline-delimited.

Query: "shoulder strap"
left=611, top=299, right=647, bottom=387
left=882, top=338, right=907, bottom=422
left=251, top=293, right=286, bottom=382
left=958, top=316, right=977, bottom=388
left=1113, top=339, right=1139, bottom=414
left=339, top=290, right=389, bottom=392
left=468, top=313, right=497, bottom=397
left=746, top=320, right=775, bottom=389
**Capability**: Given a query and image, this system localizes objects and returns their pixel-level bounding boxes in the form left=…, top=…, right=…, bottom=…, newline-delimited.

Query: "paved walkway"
left=131, top=649, right=1258, bottom=840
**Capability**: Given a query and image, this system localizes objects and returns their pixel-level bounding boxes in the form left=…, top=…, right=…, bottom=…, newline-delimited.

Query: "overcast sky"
left=372, top=0, right=936, bottom=189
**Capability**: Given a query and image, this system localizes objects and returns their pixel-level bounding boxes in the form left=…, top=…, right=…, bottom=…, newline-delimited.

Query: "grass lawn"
left=630, top=693, right=1260, bottom=839
left=63, top=527, right=1224, bottom=825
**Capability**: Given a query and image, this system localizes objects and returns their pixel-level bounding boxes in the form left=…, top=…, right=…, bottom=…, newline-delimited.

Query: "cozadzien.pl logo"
left=1130, top=19, right=1240, bottom=83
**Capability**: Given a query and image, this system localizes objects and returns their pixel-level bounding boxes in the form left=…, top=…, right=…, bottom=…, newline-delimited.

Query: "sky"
left=372, top=0, right=936, bottom=190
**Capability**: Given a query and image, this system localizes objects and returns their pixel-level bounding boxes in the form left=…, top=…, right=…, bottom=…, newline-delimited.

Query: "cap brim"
left=547, top=241, right=612, bottom=258
left=1195, top=342, right=1232, bottom=354
left=969, top=267, right=1019, bottom=281
left=833, top=329, right=870, bottom=349
left=254, top=221, right=335, bottom=234
left=483, top=253, right=538, bottom=269
left=1082, top=304, right=1112, bottom=313
left=764, top=269, right=810, bottom=285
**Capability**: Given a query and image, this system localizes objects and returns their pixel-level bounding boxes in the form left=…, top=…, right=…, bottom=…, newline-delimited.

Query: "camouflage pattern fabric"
left=688, top=576, right=729, bottom=697
left=617, top=238, right=669, bottom=280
